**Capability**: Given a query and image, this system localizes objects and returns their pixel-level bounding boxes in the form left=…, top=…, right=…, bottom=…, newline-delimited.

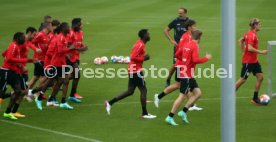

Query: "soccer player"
left=165, top=30, right=211, bottom=126
left=0, top=32, right=36, bottom=120
left=164, top=7, right=190, bottom=87
left=67, top=18, right=88, bottom=103
left=28, top=19, right=53, bottom=92
left=105, top=29, right=156, bottom=119
left=34, top=22, right=83, bottom=110
left=39, top=15, right=52, bottom=31
left=235, top=18, right=267, bottom=104
left=154, top=20, right=203, bottom=111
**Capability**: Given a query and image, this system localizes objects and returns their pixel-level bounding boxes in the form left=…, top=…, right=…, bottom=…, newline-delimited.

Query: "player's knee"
left=257, top=75, right=264, bottom=82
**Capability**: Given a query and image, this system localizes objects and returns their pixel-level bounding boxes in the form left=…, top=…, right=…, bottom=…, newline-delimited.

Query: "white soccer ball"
left=94, top=57, right=102, bottom=65
left=123, top=56, right=130, bottom=63
left=259, top=94, right=270, bottom=105
left=117, top=56, right=124, bottom=63
left=101, top=56, right=109, bottom=64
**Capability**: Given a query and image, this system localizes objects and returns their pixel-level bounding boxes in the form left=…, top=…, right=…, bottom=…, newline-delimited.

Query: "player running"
left=67, top=18, right=88, bottom=103
left=0, top=32, right=36, bottom=120
left=154, top=19, right=203, bottom=111
left=236, top=18, right=267, bottom=105
left=105, top=29, right=156, bottom=119
left=165, top=30, right=211, bottom=126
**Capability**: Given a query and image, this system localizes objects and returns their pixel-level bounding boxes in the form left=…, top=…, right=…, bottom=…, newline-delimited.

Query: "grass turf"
left=0, top=0, right=276, bottom=141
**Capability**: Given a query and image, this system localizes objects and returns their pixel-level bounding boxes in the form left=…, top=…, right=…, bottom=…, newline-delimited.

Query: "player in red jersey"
left=165, top=30, right=211, bottom=126
left=28, top=21, right=52, bottom=91
left=154, top=20, right=203, bottom=111
left=0, top=32, right=36, bottom=120
left=67, top=18, right=88, bottom=103
left=34, top=22, right=83, bottom=110
left=27, top=20, right=61, bottom=105
left=236, top=18, right=268, bottom=105
left=105, top=29, right=156, bottom=119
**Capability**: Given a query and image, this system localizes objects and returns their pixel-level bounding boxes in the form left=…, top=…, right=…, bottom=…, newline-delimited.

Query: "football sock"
left=109, top=98, right=118, bottom=105
left=183, top=107, right=189, bottom=113
left=70, top=88, right=76, bottom=97
left=37, top=91, right=44, bottom=101
left=61, top=97, right=66, bottom=103
left=158, top=92, right=166, bottom=99
left=253, top=91, right=258, bottom=100
left=12, top=103, right=20, bottom=113
left=169, top=112, right=174, bottom=117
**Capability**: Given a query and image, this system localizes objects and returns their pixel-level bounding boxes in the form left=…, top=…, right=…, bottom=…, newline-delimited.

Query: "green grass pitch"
left=0, top=0, right=276, bottom=141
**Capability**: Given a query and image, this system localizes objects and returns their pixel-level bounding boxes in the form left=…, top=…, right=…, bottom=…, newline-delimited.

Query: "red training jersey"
left=67, top=29, right=84, bottom=62
left=32, top=31, right=50, bottom=61
left=44, top=34, right=58, bottom=68
left=242, top=29, right=259, bottom=64
left=175, top=40, right=208, bottom=78
left=2, top=42, right=29, bottom=73
left=128, top=40, right=146, bottom=74
left=175, top=32, right=192, bottom=67
left=51, top=33, right=71, bottom=67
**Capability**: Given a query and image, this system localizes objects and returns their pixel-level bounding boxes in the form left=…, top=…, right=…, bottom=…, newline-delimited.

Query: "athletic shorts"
left=66, top=59, right=80, bottom=67
left=180, top=78, right=199, bottom=95
left=56, top=66, right=71, bottom=78
left=34, top=61, right=45, bottom=77
left=128, top=72, right=146, bottom=87
left=19, top=74, right=28, bottom=90
left=0, top=68, right=21, bottom=92
left=240, top=62, right=262, bottom=79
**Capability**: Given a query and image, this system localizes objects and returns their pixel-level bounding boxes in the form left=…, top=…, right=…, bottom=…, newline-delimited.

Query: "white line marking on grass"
left=0, top=120, right=102, bottom=142
left=22, top=96, right=250, bottom=110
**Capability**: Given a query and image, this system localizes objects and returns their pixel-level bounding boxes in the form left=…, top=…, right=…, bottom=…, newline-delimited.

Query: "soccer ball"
left=101, top=56, right=109, bottom=64
left=94, top=57, right=102, bottom=65
left=259, top=94, right=270, bottom=105
left=111, top=55, right=117, bottom=63
left=123, top=56, right=130, bottom=63
left=117, top=56, right=124, bottom=63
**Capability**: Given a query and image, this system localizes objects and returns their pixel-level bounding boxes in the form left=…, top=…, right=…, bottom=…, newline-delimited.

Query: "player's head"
left=26, top=27, right=37, bottom=40
left=249, top=18, right=261, bottom=31
left=138, top=29, right=150, bottom=42
left=72, top=18, right=82, bottom=32
left=185, top=19, right=197, bottom=32
left=59, top=22, right=70, bottom=34
left=52, top=19, right=61, bottom=33
left=178, top=7, right=187, bottom=18
left=191, top=30, right=203, bottom=43
left=13, top=32, right=25, bottom=45
left=44, top=15, right=52, bottom=23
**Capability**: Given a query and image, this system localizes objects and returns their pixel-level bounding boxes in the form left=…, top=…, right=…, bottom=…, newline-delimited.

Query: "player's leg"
left=251, top=62, right=264, bottom=104
left=154, top=82, right=180, bottom=108
left=28, top=62, right=41, bottom=89
left=59, top=74, right=73, bottom=109
left=165, top=78, right=189, bottom=126
left=3, top=73, right=22, bottom=120
left=105, top=74, right=136, bottom=115
left=69, top=61, right=82, bottom=102
left=166, top=65, right=176, bottom=87
left=236, top=63, right=250, bottom=91
left=12, top=74, right=28, bottom=118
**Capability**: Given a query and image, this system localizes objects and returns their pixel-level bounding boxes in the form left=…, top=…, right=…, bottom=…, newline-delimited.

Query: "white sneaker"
left=142, top=113, right=157, bottom=119
left=24, top=95, right=33, bottom=103
left=105, top=101, right=111, bottom=115
left=188, top=104, right=203, bottom=111
left=28, top=89, right=33, bottom=97
left=154, top=94, right=159, bottom=108
left=47, top=101, right=59, bottom=107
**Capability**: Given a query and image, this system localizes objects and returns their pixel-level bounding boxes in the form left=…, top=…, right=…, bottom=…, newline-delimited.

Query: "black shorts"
left=0, top=68, right=21, bottom=92
left=175, top=67, right=181, bottom=82
left=19, top=74, right=28, bottom=90
left=128, top=72, right=146, bottom=88
left=180, top=78, right=199, bottom=95
left=34, top=61, right=45, bottom=76
left=240, top=62, right=262, bottom=79
left=56, top=66, right=71, bottom=78
left=66, top=59, right=80, bottom=67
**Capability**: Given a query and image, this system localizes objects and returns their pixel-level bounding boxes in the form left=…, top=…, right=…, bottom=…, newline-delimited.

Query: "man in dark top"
left=164, top=7, right=189, bottom=87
